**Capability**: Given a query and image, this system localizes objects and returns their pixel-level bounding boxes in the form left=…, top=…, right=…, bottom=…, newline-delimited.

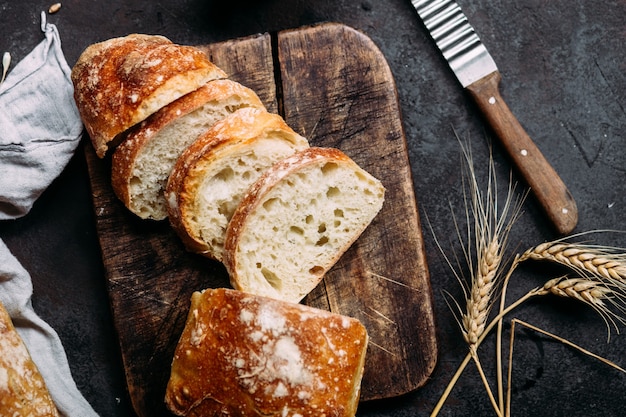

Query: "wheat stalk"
left=429, top=136, right=626, bottom=417
left=455, top=138, right=524, bottom=347
left=434, top=232, right=626, bottom=415
left=428, top=137, right=525, bottom=417
left=434, top=270, right=626, bottom=417
left=505, top=318, right=626, bottom=417
left=461, top=234, right=505, bottom=416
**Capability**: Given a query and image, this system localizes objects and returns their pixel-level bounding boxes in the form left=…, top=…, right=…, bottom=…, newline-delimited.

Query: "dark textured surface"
left=0, top=1, right=624, bottom=416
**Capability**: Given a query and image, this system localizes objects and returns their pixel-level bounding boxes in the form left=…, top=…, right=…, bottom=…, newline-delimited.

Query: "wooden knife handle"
left=466, top=71, right=578, bottom=235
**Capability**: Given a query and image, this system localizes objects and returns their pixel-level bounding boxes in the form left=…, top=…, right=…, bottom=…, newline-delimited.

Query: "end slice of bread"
left=111, top=79, right=266, bottom=220
left=71, top=34, right=227, bottom=158
left=165, top=288, right=368, bottom=417
left=224, top=147, right=385, bottom=303
left=166, top=107, right=309, bottom=261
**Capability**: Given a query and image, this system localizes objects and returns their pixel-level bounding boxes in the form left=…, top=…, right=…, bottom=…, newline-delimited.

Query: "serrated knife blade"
left=411, top=0, right=578, bottom=235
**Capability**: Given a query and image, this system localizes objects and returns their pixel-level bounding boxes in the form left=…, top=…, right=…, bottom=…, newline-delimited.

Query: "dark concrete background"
left=1, top=0, right=624, bottom=416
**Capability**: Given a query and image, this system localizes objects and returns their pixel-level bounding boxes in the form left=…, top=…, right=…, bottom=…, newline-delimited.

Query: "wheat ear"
left=535, top=275, right=626, bottom=332
left=537, top=277, right=611, bottom=305
left=438, top=137, right=523, bottom=416
left=462, top=238, right=501, bottom=345
left=518, top=241, right=626, bottom=336
left=520, top=242, right=626, bottom=282
left=457, top=138, right=522, bottom=347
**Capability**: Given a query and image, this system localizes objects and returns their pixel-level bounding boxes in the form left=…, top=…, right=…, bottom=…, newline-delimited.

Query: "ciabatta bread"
left=0, top=301, right=59, bottom=416
left=111, top=79, right=265, bottom=220
left=224, top=147, right=385, bottom=303
left=166, top=107, right=309, bottom=261
left=165, top=288, right=368, bottom=417
left=71, top=34, right=227, bottom=158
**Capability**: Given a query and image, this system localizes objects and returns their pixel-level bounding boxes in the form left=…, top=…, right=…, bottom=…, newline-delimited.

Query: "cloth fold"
left=0, top=12, right=98, bottom=417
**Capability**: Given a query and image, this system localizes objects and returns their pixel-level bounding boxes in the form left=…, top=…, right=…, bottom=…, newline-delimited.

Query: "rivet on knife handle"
left=411, top=0, right=578, bottom=234
left=466, top=72, right=578, bottom=235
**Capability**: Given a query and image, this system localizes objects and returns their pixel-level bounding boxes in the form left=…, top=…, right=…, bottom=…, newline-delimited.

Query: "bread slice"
left=111, top=79, right=266, bottom=220
left=0, top=301, right=59, bottom=416
left=71, top=34, right=227, bottom=158
left=165, top=288, right=368, bottom=417
left=224, top=147, right=385, bottom=303
left=166, top=107, right=309, bottom=261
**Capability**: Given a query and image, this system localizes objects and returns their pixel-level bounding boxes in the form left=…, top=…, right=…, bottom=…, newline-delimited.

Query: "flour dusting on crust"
left=165, top=288, right=368, bottom=417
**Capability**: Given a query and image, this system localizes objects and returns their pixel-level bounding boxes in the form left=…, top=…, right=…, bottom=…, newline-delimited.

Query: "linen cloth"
left=0, top=12, right=98, bottom=417
left=0, top=12, right=83, bottom=219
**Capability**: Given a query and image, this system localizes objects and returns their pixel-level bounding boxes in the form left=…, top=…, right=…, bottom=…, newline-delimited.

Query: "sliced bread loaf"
left=166, top=107, right=309, bottom=261
left=111, top=79, right=266, bottom=220
left=224, top=147, right=385, bottom=303
left=71, top=34, right=227, bottom=158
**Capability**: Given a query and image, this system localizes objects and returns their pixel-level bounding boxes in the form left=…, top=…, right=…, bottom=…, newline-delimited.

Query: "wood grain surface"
left=86, top=23, right=437, bottom=417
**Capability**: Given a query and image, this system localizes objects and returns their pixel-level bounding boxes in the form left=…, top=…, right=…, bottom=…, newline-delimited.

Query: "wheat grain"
left=48, top=3, right=62, bottom=14
left=1, top=52, right=10, bottom=85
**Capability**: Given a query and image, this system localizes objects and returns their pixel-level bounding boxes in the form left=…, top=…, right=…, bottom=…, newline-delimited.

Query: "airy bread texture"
left=71, top=34, right=227, bottom=158
left=0, top=302, right=59, bottom=416
left=166, top=107, right=309, bottom=261
left=224, top=147, right=385, bottom=303
left=165, top=288, right=368, bottom=417
left=111, top=79, right=266, bottom=220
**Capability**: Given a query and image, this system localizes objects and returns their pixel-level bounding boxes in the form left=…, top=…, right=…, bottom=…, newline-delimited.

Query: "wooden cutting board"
left=85, top=22, right=437, bottom=417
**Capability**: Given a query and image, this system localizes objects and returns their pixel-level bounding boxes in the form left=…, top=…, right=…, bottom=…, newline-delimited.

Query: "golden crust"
left=165, top=107, right=308, bottom=257
left=110, top=79, right=265, bottom=216
left=0, top=302, right=59, bottom=416
left=71, top=34, right=227, bottom=158
left=165, top=288, right=368, bottom=417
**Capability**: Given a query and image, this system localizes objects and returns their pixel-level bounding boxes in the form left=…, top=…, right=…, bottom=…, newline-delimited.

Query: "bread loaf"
left=165, top=288, right=368, bottom=417
left=71, top=34, right=227, bottom=158
left=166, top=107, right=309, bottom=261
left=111, top=79, right=265, bottom=220
left=0, top=301, right=59, bottom=416
left=224, top=147, right=385, bottom=303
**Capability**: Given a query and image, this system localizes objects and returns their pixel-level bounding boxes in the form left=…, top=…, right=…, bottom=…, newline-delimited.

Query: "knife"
left=411, top=0, right=578, bottom=235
